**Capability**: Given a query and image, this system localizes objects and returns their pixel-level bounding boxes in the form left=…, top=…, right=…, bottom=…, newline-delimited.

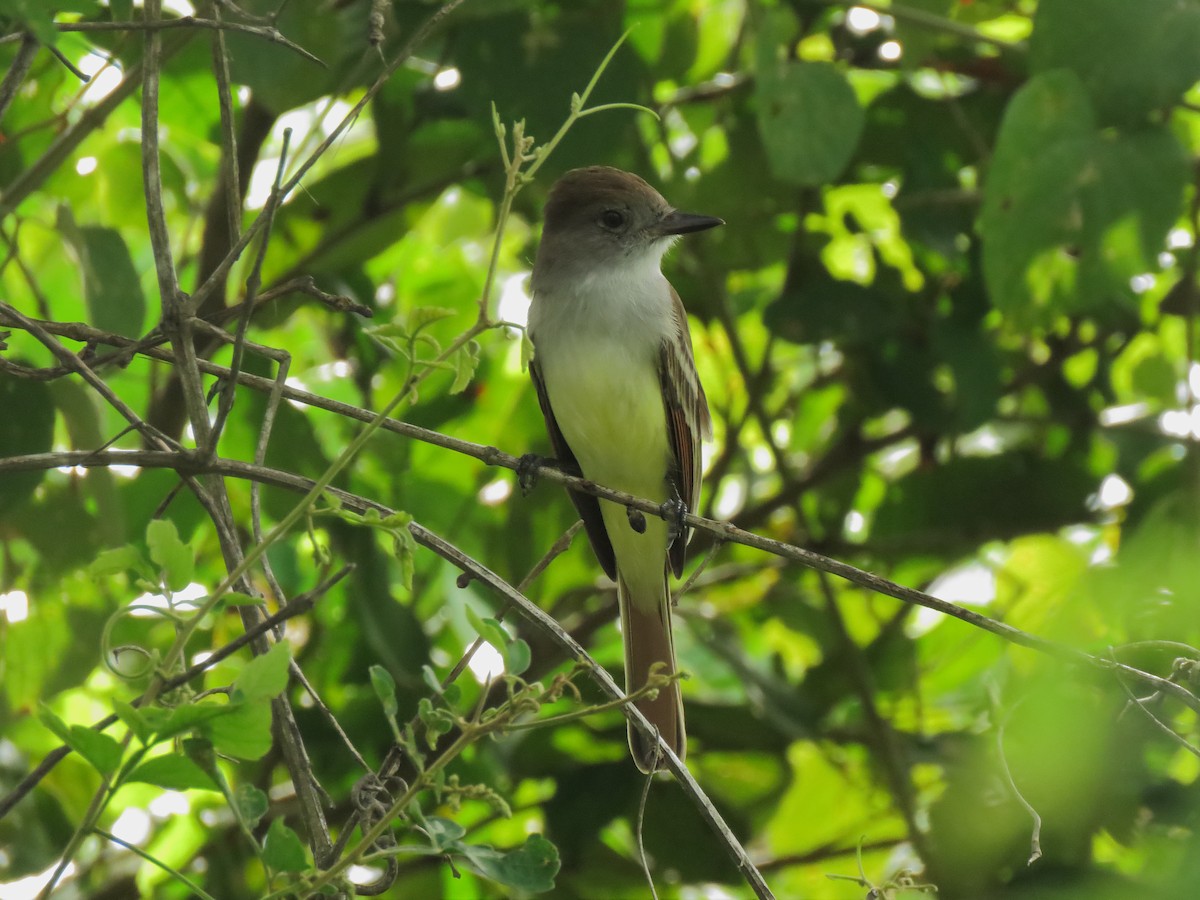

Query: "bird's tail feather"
left=619, top=573, right=684, bottom=772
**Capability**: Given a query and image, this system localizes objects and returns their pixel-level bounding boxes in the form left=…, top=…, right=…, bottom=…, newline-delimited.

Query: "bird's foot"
left=516, top=453, right=546, bottom=495
left=660, top=497, right=688, bottom=547
left=626, top=506, right=647, bottom=534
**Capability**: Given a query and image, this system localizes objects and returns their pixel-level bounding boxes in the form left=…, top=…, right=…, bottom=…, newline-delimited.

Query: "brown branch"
left=0, top=33, right=39, bottom=124
left=49, top=16, right=325, bottom=66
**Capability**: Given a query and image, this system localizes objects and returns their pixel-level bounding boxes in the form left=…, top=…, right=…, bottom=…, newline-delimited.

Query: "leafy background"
left=2, top=0, right=1200, bottom=898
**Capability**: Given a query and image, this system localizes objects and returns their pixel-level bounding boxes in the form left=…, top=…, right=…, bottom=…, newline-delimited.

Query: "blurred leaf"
left=263, top=818, right=308, bottom=874
left=756, top=61, right=864, bottom=186
left=370, top=664, right=399, bottom=718
left=145, top=517, right=194, bottom=591
left=456, top=833, right=560, bottom=894
left=223, top=0, right=347, bottom=113
left=232, top=641, right=292, bottom=703
left=980, top=70, right=1188, bottom=324
left=449, top=338, right=481, bottom=394
left=0, top=0, right=58, bottom=43
left=88, top=544, right=145, bottom=578
left=1031, top=0, right=1200, bottom=125
left=235, top=784, right=270, bottom=827
left=424, top=815, right=466, bottom=850
left=39, top=706, right=123, bottom=777
left=126, top=754, right=219, bottom=791
left=202, top=701, right=274, bottom=760
left=871, top=452, right=1096, bottom=554
left=505, top=638, right=531, bottom=676
left=56, top=207, right=146, bottom=339
left=0, top=370, right=55, bottom=519
left=113, top=699, right=153, bottom=745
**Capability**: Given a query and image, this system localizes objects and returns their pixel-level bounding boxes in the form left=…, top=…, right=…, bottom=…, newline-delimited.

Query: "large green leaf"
left=871, top=451, right=1097, bottom=554
left=1031, top=0, right=1200, bottom=125
left=756, top=61, right=864, bottom=186
left=0, top=371, right=55, bottom=519
left=979, top=71, right=1188, bottom=325
left=56, top=207, right=146, bottom=339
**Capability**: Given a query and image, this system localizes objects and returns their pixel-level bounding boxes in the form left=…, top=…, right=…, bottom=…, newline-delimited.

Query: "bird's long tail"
left=619, top=573, right=684, bottom=772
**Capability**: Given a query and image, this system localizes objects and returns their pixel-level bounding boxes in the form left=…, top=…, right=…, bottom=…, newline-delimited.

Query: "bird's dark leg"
left=660, top=494, right=688, bottom=548
left=516, top=453, right=548, bottom=495
left=517, top=454, right=583, bottom=495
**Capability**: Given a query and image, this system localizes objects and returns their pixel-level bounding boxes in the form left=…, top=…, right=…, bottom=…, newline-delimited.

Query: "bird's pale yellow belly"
left=541, top=339, right=671, bottom=606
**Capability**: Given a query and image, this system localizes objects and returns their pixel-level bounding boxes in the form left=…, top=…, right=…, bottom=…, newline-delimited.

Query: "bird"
left=526, top=166, right=721, bottom=771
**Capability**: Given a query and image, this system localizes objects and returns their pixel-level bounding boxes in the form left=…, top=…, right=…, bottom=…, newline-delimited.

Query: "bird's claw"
left=516, top=453, right=544, bottom=495
left=626, top=506, right=647, bottom=534
left=661, top=497, right=688, bottom=547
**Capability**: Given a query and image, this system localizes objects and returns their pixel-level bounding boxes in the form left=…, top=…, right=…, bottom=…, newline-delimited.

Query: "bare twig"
left=0, top=33, right=39, bottom=124
left=16, top=17, right=328, bottom=65
left=995, top=701, right=1043, bottom=865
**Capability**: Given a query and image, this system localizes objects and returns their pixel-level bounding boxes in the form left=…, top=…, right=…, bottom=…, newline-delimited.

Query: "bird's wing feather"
left=529, top=357, right=617, bottom=580
left=660, top=285, right=712, bottom=578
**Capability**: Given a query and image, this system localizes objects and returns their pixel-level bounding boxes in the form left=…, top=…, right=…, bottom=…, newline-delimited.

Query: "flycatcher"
left=528, top=166, right=722, bottom=772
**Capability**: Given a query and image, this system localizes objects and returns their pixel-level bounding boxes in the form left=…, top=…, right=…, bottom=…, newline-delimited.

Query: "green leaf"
left=89, top=545, right=145, bottom=578
left=37, top=705, right=122, bottom=774
left=202, top=700, right=274, bottom=760
left=1031, top=0, right=1200, bottom=125
left=113, top=699, right=153, bottom=745
left=871, top=452, right=1095, bottom=554
left=391, top=515, right=416, bottom=592
left=465, top=608, right=511, bottom=655
left=979, top=70, right=1188, bottom=324
left=70, top=726, right=124, bottom=777
left=215, top=591, right=261, bottom=609
left=449, top=339, right=481, bottom=394
left=0, top=0, right=58, bottom=44
left=756, top=62, right=863, bottom=186
left=417, top=697, right=454, bottom=747
left=456, top=834, right=560, bottom=893
left=408, top=306, right=458, bottom=332
left=424, top=815, right=466, bottom=850
left=0, top=372, right=55, bottom=519
left=139, top=699, right=234, bottom=741
left=127, top=754, right=219, bottom=791
left=231, top=641, right=291, bottom=703
left=370, top=664, right=399, bottom=719
left=235, top=784, right=270, bottom=827
left=145, top=518, right=194, bottom=592
left=504, top=639, right=531, bottom=676
left=263, top=818, right=309, bottom=874
left=38, top=704, right=73, bottom=745
left=56, top=207, right=146, bottom=339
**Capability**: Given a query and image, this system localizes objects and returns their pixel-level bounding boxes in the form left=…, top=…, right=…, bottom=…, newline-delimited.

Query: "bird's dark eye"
left=600, top=209, right=626, bottom=230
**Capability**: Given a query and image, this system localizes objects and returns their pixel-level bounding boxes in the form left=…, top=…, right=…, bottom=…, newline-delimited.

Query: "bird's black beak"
left=654, top=210, right=725, bottom=236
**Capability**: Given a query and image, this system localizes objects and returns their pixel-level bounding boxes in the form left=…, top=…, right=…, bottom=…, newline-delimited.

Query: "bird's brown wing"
left=659, top=285, right=713, bottom=578
left=529, top=357, right=617, bottom=581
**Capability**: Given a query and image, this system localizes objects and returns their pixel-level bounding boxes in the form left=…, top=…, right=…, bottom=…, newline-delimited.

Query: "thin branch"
left=48, top=16, right=325, bottom=66
left=0, top=33, right=39, bottom=124
left=3, top=441, right=1198, bottom=717
left=995, top=703, right=1043, bottom=865
left=140, top=0, right=182, bottom=310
